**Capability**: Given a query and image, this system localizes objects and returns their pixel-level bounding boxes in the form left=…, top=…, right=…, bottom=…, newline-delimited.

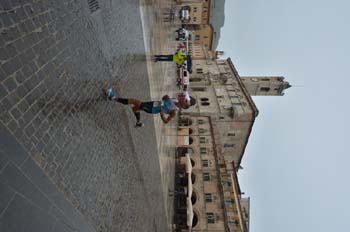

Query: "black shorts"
left=140, top=101, right=154, bottom=114
left=140, top=101, right=162, bottom=114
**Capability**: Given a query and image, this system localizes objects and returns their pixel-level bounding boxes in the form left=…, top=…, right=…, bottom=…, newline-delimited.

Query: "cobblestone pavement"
left=0, top=0, right=177, bottom=231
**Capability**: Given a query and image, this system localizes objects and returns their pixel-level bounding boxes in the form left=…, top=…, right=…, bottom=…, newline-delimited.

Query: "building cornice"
left=227, top=58, right=258, bottom=169
left=231, top=161, right=249, bottom=232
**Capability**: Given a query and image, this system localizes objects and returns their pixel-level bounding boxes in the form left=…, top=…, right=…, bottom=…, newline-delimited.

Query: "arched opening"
left=191, top=173, right=196, bottom=184
left=191, top=191, right=197, bottom=204
left=192, top=212, right=198, bottom=228
left=189, top=137, right=193, bottom=145
left=188, top=128, right=193, bottom=135
left=190, top=159, right=195, bottom=167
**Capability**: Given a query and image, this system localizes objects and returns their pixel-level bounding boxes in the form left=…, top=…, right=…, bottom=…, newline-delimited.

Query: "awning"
left=187, top=173, right=193, bottom=198
left=185, top=153, right=192, bottom=173
left=186, top=197, right=193, bottom=227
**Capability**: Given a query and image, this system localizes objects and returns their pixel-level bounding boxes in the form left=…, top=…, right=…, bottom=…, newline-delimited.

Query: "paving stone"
left=2, top=56, right=21, bottom=76
left=9, top=6, right=28, bottom=23
left=7, top=119, right=18, bottom=132
left=0, top=180, right=15, bottom=215
left=3, top=77, right=17, bottom=92
left=0, top=149, right=9, bottom=170
left=0, top=123, right=28, bottom=166
left=17, top=100, right=30, bottom=113
left=0, top=163, right=52, bottom=211
left=9, top=107, right=22, bottom=120
left=0, top=194, right=55, bottom=232
left=0, top=84, right=7, bottom=99
left=0, top=47, right=10, bottom=61
left=0, top=12, right=13, bottom=27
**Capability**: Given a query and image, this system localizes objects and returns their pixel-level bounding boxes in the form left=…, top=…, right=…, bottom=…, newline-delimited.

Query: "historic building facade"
left=173, top=58, right=290, bottom=231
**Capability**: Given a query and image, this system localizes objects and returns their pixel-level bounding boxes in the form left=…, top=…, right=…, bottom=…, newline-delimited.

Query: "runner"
left=105, top=88, right=196, bottom=128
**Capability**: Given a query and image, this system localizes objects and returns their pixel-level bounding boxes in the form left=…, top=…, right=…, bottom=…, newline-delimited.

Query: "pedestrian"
left=105, top=88, right=196, bottom=128
left=154, top=50, right=187, bottom=66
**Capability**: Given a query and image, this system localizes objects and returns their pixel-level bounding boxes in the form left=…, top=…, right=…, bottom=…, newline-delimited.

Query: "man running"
left=106, top=88, right=196, bottom=127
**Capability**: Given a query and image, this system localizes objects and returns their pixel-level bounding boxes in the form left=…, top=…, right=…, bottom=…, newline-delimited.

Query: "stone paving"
left=0, top=0, right=180, bottom=231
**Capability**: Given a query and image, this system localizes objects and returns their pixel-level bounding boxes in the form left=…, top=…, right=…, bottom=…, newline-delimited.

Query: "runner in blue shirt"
left=105, top=88, right=196, bottom=128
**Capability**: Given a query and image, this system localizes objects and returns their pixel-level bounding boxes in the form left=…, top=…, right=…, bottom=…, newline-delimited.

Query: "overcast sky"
left=217, top=0, right=350, bottom=231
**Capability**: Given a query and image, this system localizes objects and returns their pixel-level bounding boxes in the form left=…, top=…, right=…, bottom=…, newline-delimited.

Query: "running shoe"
left=135, top=122, right=144, bottom=128
left=106, top=88, right=116, bottom=100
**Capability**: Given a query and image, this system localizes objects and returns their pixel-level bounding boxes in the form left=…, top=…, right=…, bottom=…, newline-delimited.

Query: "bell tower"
left=240, top=76, right=291, bottom=96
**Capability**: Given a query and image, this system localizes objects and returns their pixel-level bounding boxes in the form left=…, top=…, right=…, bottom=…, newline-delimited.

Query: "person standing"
left=154, top=50, right=187, bottom=66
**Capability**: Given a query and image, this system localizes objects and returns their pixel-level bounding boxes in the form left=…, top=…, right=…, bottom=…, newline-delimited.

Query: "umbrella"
left=187, top=197, right=194, bottom=227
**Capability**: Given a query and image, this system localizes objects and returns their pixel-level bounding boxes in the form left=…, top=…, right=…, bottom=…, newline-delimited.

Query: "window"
left=204, top=36, right=208, bottom=39
left=191, top=87, right=206, bottom=92
left=224, top=143, right=234, bottom=148
left=200, top=147, right=207, bottom=155
left=196, top=68, right=203, bottom=74
left=195, top=35, right=200, bottom=40
left=202, top=160, right=209, bottom=167
left=190, top=77, right=202, bottom=82
left=228, top=132, right=236, bottom=136
left=228, top=221, right=239, bottom=228
left=194, top=7, right=197, bottom=12
left=199, top=128, right=206, bottom=134
left=193, top=17, right=197, bottom=22
left=198, top=119, right=204, bottom=124
left=199, top=137, right=206, bottom=144
left=200, top=98, right=209, bottom=101
left=205, top=193, right=213, bottom=202
left=207, top=212, right=215, bottom=224
left=260, top=87, right=270, bottom=92
left=222, top=182, right=232, bottom=187
left=203, top=172, right=211, bottom=181
left=201, top=102, right=210, bottom=106
left=225, top=199, right=234, bottom=207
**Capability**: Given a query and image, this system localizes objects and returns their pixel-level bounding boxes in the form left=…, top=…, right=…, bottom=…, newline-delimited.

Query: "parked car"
left=175, top=28, right=191, bottom=41
left=177, top=61, right=190, bottom=91
left=179, top=6, right=190, bottom=23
